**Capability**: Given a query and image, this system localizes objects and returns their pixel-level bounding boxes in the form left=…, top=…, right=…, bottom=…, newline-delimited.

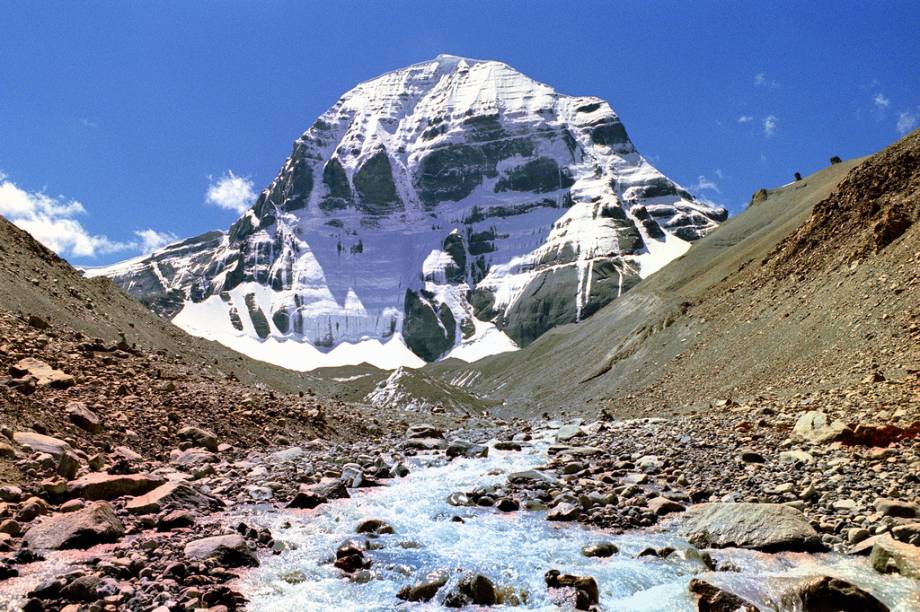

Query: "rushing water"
left=237, top=434, right=920, bottom=611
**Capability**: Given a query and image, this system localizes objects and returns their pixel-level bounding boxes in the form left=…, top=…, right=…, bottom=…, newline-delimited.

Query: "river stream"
left=235, top=434, right=919, bottom=611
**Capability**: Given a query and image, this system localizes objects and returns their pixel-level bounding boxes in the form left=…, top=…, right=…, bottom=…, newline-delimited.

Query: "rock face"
left=23, top=501, right=124, bottom=550
left=679, top=502, right=823, bottom=552
left=90, top=55, right=725, bottom=369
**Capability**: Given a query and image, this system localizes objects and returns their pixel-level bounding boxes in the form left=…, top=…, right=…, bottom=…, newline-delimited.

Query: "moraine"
left=234, top=431, right=919, bottom=611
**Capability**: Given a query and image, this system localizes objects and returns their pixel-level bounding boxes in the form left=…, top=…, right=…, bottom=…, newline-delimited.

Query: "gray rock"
left=792, top=411, right=849, bottom=444
left=869, top=534, right=920, bottom=579
left=446, top=439, right=489, bottom=459
left=125, top=481, right=223, bottom=515
left=508, top=470, right=559, bottom=486
left=679, top=502, right=823, bottom=551
left=23, top=501, right=124, bottom=550
left=177, top=426, right=219, bottom=452
left=405, top=424, right=445, bottom=439
left=581, top=542, right=617, bottom=557
left=547, top=502, right=579, bottom=521
left=396, top=570, right=448, bottom=602
left=184, top=533, right=257, bottom=567
left=287, top=478, right=350, bottom=509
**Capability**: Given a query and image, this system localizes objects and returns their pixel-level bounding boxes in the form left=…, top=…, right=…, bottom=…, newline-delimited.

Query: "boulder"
left=689, top=578, right=757, bottom=612
left=446, top=439, right=489, bottom=459
left=508, top=470, right=559, bottom=486
left=443, top=573, right=497, bottom=607
left=66, top=473, right=165, bottom=501
left=582, top=542, right=617, bottom=558
left=355, top=519, right=394, bottom=535
left=397, top=570, right=448, bottom=602
left=679, top=503, right=823, bottom=552
left=10, top=358, right=75, bottom=389
left=403, top=437, right=447, bottom=451
left=648, top=496, right=686, bottom=516
left=795, top=576, right=889, bottom=612
left=547, top=502, right=579, bottom=521
left=67, top=402, right=102, bottom=434
left=184, top=534, right=257, bottom=567
left=792, top=411, right=849, bottom=444
left=125, top=481, right=223, bottom=515
left=334, top=539, right=370, bottom=573
left=405, top=425, right=444, bottom=439
left=12, top=432, right=80, bottom=479
left=170, top=447, right=217, bottom=467
left=875, top=498, right=920, bottom=519
left=544, top=570, right=599, bottom=610
left=869, top=534, right=920, bottom=579
left=286, top=479, right=349, bottom=509
left=23, top=501, right=124, bottom=550
left=555, top=424, right=584, bottom=442
left=177, top=426, right=219, bottom=452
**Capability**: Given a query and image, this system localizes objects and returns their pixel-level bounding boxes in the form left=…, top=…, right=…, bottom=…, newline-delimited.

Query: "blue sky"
left=1, top=1, right=918, bottom=264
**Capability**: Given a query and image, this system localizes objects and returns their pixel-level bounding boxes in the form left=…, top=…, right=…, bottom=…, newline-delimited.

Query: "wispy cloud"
left=873, top=93, right=890, bottom=110
left=79, top=118, right=99, bottom=128
left=763, top=115, right=778, bottom=137
left=0, top=173, right=173, bottom=259
left=133, top=228, right=177, bottom=253
left=754, top=72, right=779, bottom=88
left=205, top=170, right=256, bottom=214
left=737, top=115, right=754, bottom=124
left=896, top=110, right=917, bottom=135
left=690, top=175, right=720, bottom=194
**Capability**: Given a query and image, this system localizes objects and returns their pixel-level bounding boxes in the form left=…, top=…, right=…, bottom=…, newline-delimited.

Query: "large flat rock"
left=125, top=480, right=223, bottom=515
left=66, top=473, right=166, bottom=501
left=679, top=502, right=823, bottom=552
left=23, top=501, right=124, bottom=550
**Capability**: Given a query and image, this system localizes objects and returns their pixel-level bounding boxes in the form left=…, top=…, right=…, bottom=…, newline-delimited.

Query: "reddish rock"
left=23, top=501, right=124, bottom=550
left=66, top=473, right=165, bottom=501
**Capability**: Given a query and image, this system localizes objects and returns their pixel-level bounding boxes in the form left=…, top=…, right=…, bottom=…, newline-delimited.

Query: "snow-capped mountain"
left=89, top=55, right=726, bottom=371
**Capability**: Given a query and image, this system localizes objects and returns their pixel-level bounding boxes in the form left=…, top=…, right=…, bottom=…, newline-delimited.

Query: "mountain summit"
left=91, top=56, right=726, bottom=370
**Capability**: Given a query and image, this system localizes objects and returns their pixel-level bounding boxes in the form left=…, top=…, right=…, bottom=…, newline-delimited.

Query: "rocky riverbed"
left=0, top=408, right=916, bottom=611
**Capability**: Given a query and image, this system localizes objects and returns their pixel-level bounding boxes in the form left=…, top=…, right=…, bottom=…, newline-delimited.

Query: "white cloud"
left=737, top=115, right=754, bottom=124
left=0, top=175, right=172, bottom=259
left=896, top=110, right=917, bottom=135
left=690, top=175, right=720, bottom=193
left=763, top=115, right=778, bottom=137
left=754, top=72, right=778, bottom=88
left=134, top=228, right=177, bottom=253
left=873, top=93, right=890, bottom=110
left=205, top=170, right=256, bottom=213
left=79, top=118, right=98, bottom=128
left=714, top=168, right=724, bottom=180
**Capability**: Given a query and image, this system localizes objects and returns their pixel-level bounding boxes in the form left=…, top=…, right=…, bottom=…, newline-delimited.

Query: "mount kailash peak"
left=89, top=55, right=727, bottom=370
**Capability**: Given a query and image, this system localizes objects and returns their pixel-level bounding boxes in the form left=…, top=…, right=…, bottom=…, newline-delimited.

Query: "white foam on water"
left=236, top=437, right=920, bottom=611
